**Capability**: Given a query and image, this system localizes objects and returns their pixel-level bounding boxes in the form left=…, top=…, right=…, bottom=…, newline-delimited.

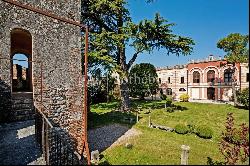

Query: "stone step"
left=12, top=92, right=33, bottom=99
left=12, top=98, right=34, bottom=104
left=14, top=109, right=35, bottom=116
left=12, top=103, right=34, bottom=109
left=10, top=92, right=35, bottom=122
left=13, top=110, right=35, bottom=121
left=14, top=114, right=35, bottom=121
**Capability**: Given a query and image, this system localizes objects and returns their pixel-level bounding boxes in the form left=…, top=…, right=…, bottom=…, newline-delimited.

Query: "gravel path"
left=0, top=120, right=45, bottom=165
left=88, top=123, right=141, bottom=152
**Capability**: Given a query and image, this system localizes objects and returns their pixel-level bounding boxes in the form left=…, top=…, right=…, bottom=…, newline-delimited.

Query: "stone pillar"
left=221, top=88, right=224, bottom=101
left=16, top=64, right=22, bottom=80
left=136, top=112, right=139, bottom=123
left=16, top=65, right=23, bottom=90
left=91, top=150, right=100, bottom=165
left=181, top=145, right=190, bottom=165
left=201, top=88, right=204, bottom=99
left=218, top=86, right=221, bottom=101
left=215, top=87, right=218, bottom=101
left=148, top=116, right=152, bottom=127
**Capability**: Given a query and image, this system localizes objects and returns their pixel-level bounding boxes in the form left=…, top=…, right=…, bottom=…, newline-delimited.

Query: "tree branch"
left=127, top=50, right=143, bottom=69
left=82, top=12, right=116, bottom=33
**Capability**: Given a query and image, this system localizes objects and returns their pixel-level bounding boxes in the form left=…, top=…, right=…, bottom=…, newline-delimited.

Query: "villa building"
left=156, top=65, right=188, bottom=99
left=157, top=55, right=249, bottom=101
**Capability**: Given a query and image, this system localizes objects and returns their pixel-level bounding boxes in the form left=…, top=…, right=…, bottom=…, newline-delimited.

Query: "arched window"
left=224, top=69, right=233, bottom=83
left=179, top=88, right=186, bottom=92
left=193, top=71, right=200, bottom=83
left=207, top=70, right=215, bottom=83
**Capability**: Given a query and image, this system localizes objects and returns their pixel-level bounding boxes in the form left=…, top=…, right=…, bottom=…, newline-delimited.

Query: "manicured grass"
left=90, top=100, right=249, bottom=165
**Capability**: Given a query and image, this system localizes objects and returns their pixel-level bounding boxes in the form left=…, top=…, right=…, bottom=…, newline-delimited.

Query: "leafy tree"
left=129, top=63, right=158, bottom=100
left=89, top=69, right=116, bottom=104
left=217, top=33, right=249, bottom=106
left=81, top=0, right=194, bottom=111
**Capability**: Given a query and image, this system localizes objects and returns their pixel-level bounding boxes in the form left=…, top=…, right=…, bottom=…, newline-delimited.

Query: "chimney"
left=208, top=55, right=214, bottom=61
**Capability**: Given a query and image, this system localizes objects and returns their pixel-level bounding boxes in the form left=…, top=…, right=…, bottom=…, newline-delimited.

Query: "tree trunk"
left=231, top=79, right=238, bottom=106
left=117, top=6, right=130, bottom=111
left=231, top=67, right=239, bottom=106
left=120, top=74, right=130, bottom=111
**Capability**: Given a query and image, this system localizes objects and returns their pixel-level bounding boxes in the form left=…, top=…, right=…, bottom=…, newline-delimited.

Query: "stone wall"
left=10, top=0, right=81, bottom=21
left=0, top=0, right=84, bottom=152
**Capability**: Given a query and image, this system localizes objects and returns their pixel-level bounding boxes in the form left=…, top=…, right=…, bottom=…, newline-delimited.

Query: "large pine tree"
left=81, top=0, right=194, bottom=111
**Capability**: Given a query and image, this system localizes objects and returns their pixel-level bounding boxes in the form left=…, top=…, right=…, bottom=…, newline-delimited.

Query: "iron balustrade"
left=35, top=103, right=85, bottom=165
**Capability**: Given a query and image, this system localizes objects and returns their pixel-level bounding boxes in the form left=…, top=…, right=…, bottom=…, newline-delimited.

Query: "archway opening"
left=12, top=54, right=29, bottom=92
left=11, top=28, right=32, bottom=92
left=207, top=87, right=215, bottom=100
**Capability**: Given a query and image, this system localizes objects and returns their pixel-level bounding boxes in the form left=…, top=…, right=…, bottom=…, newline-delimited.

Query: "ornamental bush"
left=237, top=88, right=249, bottom=109
left=196, top=125, right=213, bottom=139
left=187, top=123, right=196, bottom=134
left=165, top=97, right=172, bottom=107
left=219, top=113, right=249, bottom=165
left=166, top=107, right=174, bottom=113
left=160, top=94, right=167, bottom=100
left=180, top=93, right=189, bottom=102
left=175, top=124, right=189, bottom=134
left=176, top=105, right=183, bottom=111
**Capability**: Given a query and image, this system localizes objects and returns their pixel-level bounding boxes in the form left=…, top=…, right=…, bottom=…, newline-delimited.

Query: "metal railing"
left=35, top=103, right=85, bottom=165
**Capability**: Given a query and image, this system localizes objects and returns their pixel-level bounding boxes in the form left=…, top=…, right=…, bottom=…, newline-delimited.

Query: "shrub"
left=219, top=113, right=249, bottom=165
left=237, top=88, right=249, bottom=109
left=175, top=124, right=189, bottom=134
left=160, top=94, right=167, bottom=100
left=187, top=123, right=196, bottom=134
left=166, top=107, right=174, bottom=113
left=196, top=125, right=213, bottom=139
left=180, top=93, right=189, bottom=102
left=108, top=94, right=115, bottom=102
left=165, top=97, right=172, bottom=107
left=176, top=105, right=183, bottom=111
left=207, top=157, right=225, bottom=165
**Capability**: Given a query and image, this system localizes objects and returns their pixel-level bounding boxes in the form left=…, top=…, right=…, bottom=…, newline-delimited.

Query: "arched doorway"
left=12, top=54, right=29, bottom=92
left=11, top=28, right=32, bottom=92
left=207, top=87, right=215, bottom=100
left=11, top=28, right=34, bottom=121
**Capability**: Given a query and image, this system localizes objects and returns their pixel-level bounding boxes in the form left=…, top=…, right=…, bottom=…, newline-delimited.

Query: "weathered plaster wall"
left=157, top=65, right=188, bottom=100
left=0, top=0, right=84, bottom=151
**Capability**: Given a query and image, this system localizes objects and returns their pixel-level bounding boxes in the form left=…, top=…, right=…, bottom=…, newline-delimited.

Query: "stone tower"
left=0, top=0, right=85, bottom=153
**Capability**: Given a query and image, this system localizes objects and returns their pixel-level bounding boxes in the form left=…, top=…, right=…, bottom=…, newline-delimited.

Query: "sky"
left=14, top=0, right=249, bottom=68
left=126, top=0, right=249, bottom=68
left=13, top=54, right=28, bottom=68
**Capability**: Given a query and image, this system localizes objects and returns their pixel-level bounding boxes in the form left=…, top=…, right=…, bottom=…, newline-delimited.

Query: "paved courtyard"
left=0, top=120, right=45, bottom=165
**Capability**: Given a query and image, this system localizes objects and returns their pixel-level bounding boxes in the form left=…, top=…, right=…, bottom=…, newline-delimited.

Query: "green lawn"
left=89, top=100, right=249, bottom=165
